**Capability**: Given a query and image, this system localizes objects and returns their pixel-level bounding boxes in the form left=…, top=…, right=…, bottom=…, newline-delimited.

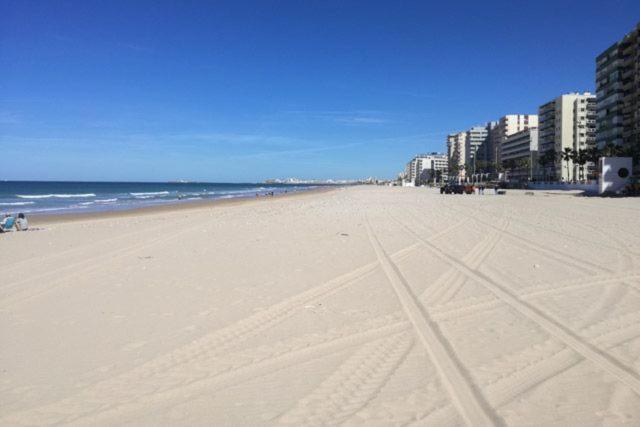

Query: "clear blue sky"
left=1, top=1, right=638, bottom=182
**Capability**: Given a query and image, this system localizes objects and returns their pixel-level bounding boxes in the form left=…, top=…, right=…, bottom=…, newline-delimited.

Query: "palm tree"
left=585, top=146, right=600, bottom=179
left=569, top=149, right=579, bottom=182
left=603, top=142, right=620, bottom=157
left=576, top=149, right=588, bottom=181
left=561, top=147, right=574, bottom=182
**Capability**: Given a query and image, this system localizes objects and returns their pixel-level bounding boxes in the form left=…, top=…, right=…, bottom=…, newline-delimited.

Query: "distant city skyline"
left=1, top=1, right=638, bottom=181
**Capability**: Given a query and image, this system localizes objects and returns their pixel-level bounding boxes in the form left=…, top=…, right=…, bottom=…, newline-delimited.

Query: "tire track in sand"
left=0, top=216, right=470, bottom=423
left=365, top=218, right=500, bottom=426
left=278, top=332, right=414, bottom=426
left=472, top=201, right=639, bottom=270
left=419, top=214, right=509, bottom=307
left=440, top=200, right=609, bottom=275
left=405, top=303, right=640, bottom=426
left=9, top=269, right=637, bottom=426
left=389, top=213, right=640, bottom=397
left=1, top=317, right=411, bottom=426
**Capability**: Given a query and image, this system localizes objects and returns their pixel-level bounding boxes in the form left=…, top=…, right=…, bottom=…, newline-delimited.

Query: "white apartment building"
left=475, top=121, right=498, bottom=164
left=538, top=92, right=596, bottom=181
left=501, top=127, right=539, bottom=181
left=446, top=132, right=467, bottom=179
left=494, top=114, right=539, bottom=164
left=465, top=125, right=489, bottom=167
left=405, top=153, right=448, bottom=184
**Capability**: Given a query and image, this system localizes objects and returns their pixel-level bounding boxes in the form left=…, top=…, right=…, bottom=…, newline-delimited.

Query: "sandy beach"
left=1, top=185, right=639, bottom=426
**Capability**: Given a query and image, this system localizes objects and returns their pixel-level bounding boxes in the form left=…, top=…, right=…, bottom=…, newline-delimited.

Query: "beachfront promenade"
left=1, top=186, right=639, bottom=425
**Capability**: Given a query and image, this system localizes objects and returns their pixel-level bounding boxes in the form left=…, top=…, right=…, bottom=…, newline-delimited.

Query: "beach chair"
left=0, top=217, right=15, bottom=232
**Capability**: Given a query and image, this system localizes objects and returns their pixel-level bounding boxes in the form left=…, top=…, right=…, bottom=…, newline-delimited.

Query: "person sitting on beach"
left=0, top=214, right=15, bottom=233
left=15, top=213, right=28, bottom=231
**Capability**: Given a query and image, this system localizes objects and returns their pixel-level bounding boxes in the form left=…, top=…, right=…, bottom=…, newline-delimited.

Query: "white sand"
left=1, top=186, right=639, bottom=426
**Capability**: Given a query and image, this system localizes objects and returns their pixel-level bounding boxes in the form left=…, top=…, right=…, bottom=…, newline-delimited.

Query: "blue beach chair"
left=0, top=216, right=15, bottom=232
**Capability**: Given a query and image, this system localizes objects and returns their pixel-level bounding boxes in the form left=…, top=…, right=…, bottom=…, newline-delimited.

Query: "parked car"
left=443, top=184, right=464, bottom=194
left=463, top=185, right=475, bottom=194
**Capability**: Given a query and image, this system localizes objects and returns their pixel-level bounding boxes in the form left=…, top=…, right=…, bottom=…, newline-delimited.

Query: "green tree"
left=603, top=142, right=620, bottom=157
left=585, top=146, right=601, bottom=179
left=620, top=143, right=640, bottom=173
left=576, top=149, right=588, bottom=181
left=538, top=150, right=558, bottom=181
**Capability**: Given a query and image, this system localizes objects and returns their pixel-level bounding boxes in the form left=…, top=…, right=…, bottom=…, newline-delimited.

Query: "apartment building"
left=596, top=22, right=639, bottom=160
left=446, top=132, right=467, bottom=178
left=405, top=153, right=449, bottom=184
left=501, top=127, right=539, bottom=181
left=475, top=121, right=498, bottom=164
left=538, top=92, right=596, bottom=181
left=465, top=125, right=489, bottom=168
left=494, top=115, right=539, bottom=164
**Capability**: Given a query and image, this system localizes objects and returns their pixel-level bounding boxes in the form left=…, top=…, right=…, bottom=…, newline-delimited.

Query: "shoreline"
left=28, top=185, right=338, bottom=225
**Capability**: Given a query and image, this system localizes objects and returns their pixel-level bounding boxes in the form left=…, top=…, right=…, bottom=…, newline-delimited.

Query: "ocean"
left=0, top=181, right=319, bottom=215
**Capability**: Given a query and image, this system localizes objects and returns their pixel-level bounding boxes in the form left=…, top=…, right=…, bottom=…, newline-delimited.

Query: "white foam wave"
left=0, top=201, right=36, bottom=206
left=96, top=198, right=117, bottom=203
left=130, top=191, right=169, bottom=197
left=17, top=193, right=96, bottom=199
left=23, top=206, right=87, bottom=213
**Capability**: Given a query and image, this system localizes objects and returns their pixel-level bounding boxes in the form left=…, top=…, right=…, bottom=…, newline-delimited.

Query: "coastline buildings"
left=445, top=117, right=536, bottom=181
left=538, top=93, right=596, bottom=181
left=421, top=22, right=640, bottom=185
left=404, top=153, right=448, bottom=184
left=501, top=127, right=539, bottom=181
left=595, top=23, right=639, bottom=162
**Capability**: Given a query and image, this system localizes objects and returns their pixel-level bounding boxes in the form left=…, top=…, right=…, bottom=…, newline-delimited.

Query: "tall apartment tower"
left=465, top=125, right=489, bottom=169
left=475, top=121, right=498, bottom=164
left=446, top=132, right=467, bottom=178
left=595, top=23, right=639, bottom=159
left=494, top=115, right=538, bottom=165
left=538, top=93, right=597, bottom=181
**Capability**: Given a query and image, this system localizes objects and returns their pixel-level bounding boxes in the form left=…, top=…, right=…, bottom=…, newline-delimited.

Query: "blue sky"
left=1, top=1, right=638, bottom=182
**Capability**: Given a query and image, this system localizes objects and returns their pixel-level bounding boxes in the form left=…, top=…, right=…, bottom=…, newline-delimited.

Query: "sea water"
left=0, top=181, right=318, bottom=215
